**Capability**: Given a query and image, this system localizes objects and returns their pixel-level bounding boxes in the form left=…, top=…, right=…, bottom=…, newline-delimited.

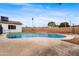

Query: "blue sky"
left=0, top=3, right=79, bottom=27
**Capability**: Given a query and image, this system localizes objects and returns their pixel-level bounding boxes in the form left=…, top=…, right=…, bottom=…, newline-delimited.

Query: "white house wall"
left=0, top=23, right=22, bottom=33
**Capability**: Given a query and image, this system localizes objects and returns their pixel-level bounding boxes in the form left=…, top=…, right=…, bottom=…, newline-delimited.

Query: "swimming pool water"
left=7, top=33, right=65, bottom=38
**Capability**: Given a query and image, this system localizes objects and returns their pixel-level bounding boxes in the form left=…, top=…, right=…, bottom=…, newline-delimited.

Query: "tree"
left=48, top=22, right=56, bottom=27
left=59, top=22, right=70, bottom=27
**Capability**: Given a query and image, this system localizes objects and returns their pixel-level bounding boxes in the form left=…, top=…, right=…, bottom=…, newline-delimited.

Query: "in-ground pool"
left=7, top=33, right=65, bottom=39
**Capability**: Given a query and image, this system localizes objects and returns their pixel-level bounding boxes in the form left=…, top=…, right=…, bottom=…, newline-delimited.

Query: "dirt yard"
left=64, top=35, right=79, bottom=44
left=0, top=37, right=79, bottom=56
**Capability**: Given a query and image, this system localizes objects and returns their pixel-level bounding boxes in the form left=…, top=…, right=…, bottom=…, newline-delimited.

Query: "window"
left=8, top=25, right=16, bottom=29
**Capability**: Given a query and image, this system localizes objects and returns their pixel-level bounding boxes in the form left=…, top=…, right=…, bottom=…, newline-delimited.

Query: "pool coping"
left=0, top=33, right=75, bottom=41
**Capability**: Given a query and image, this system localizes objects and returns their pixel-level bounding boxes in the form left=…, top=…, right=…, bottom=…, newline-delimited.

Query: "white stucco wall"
left=0, top=23, right=22, bottom=33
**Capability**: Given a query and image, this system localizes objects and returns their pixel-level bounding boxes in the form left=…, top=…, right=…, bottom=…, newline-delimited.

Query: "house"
left=0, top=16, right=22, bottom=34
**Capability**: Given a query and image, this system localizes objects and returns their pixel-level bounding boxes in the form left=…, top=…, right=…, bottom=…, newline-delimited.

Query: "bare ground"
left=0, top=37, right=79, bottom=56
left=64, top=35, right=79, bottom=45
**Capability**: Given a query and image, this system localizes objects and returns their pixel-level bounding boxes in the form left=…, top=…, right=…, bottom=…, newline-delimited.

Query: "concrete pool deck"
left=0, top=34, right=79, bottom=56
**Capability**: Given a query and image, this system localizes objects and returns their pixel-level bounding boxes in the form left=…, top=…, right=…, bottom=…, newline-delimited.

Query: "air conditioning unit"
left=0, top=16, right=9, bottom=21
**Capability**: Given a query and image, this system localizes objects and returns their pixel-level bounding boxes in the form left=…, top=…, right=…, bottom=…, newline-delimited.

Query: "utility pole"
left=70, top=20, right=72, bottom=34
left=72, top=24, right=75, bottom=34
left=32, top=18, right=34, bottom=27
left=32, top=17, right=34, bottom=32
left=65, top=16, right=67, bottom=28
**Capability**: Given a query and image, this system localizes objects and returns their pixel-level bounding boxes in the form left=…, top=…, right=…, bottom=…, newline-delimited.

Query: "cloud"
left=11, top=3, right=32, bottom=6
left=10, top=3, right=73, bottom=27
left=19, top=3, right=68, bottom=18
left=0, top=3, right=79, bottom=27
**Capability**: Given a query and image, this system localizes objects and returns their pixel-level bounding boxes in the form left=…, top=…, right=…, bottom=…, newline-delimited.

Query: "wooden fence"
left=22, top=27, right=79, bottom=34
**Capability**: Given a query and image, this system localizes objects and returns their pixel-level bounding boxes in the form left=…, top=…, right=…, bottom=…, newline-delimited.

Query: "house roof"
left=0, top=20, right=22, bottom=25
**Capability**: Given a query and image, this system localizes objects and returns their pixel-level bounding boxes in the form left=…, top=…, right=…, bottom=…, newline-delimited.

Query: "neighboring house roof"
left=0, top=20, right=22, bottom=25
